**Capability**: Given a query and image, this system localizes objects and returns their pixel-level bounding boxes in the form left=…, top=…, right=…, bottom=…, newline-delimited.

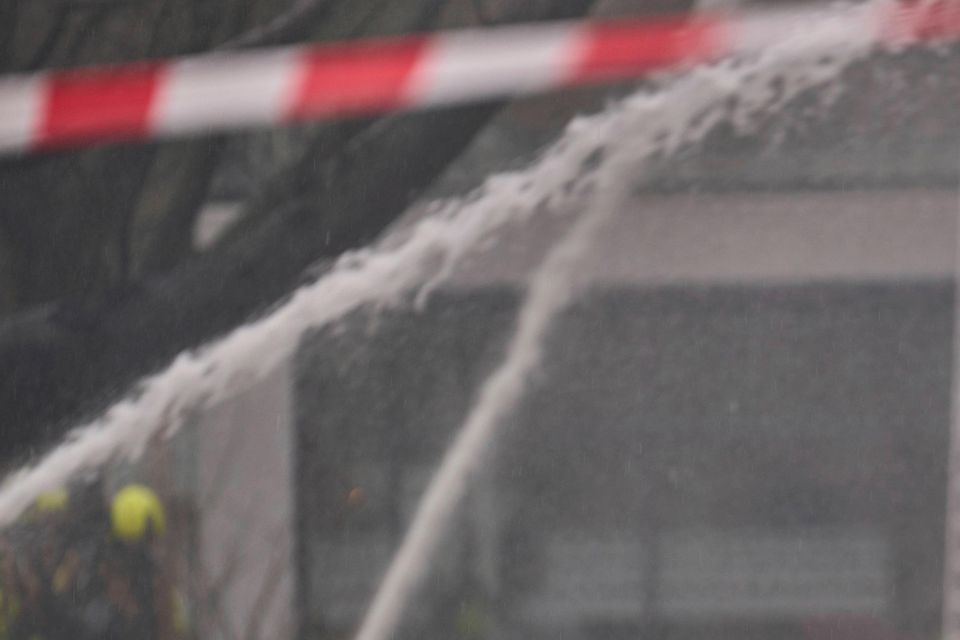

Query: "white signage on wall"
left=520, top=533, right=647, bottom=624
left=659, top=528, right=890, bottom=618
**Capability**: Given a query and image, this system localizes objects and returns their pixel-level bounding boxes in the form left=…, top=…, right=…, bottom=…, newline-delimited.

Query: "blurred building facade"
left=290, top=37, right=960, bottom=640
left=168, top=25, right=960, bottom=640
left=294, top=187, right=955, bottom=640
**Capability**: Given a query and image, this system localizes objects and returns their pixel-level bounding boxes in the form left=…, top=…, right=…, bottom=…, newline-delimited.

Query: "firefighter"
left=456, top=597, right=491, bottom=640
left=452, top=570, right=493, bottom=640
left=0, top=485, right=95, bottom=639
left=101, top=483, right=180, bottom=640
left=110, top=484, right=167, bottom=543
left=0, top=482, right=183, bottom=640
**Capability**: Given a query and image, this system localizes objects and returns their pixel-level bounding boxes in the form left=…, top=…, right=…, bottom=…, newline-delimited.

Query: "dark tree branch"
left=0, top=3, right=19, bottom=69
left=0, top=0, right=598, bottom=462
left=0, top=103, right=500, bottom=458
left=137, top=139, right=226, bottom=275
left=224, top=0, right=338, bottom=49
left=25, top=10, right=70, bottom=70
left=469, top=0, right=498, bottom=25
left=216, top=0, right=463, bottom=245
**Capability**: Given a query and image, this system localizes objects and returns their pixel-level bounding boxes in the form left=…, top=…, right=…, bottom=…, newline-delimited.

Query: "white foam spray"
left=0, top=2, right=879, bottom=535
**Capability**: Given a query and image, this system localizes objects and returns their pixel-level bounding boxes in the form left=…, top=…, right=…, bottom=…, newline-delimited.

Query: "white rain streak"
left=0, top=4, right=879, bottom=531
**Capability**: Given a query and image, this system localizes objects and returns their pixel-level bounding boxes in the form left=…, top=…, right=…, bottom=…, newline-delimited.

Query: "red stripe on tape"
left=38, top=63, right=165, bottom=150
left=290, top=38, right=427, bottom=120
left=2, top=3, right=957, bottom=155
left=883, top=0, right=960, bottom=42
left=572, top=16, right=724, bottom=83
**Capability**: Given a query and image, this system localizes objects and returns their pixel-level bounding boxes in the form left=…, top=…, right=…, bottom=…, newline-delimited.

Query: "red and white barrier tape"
left=0, top=1, right=956, bottom=154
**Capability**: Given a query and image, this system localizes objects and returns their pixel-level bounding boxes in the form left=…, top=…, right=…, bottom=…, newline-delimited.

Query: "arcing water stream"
left=0, top=4, right=886, bottom=636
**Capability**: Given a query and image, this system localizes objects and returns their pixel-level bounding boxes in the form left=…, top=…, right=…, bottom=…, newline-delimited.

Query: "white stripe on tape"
left=406, top=23, right=582, bottom=107
left=151, top=48, right=300, bottom=135
left=0, top=77, right=44, bottom=151
left=729, top=4, right=884, bottom=54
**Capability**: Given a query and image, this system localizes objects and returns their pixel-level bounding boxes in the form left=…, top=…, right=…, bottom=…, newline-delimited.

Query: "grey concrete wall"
left=294, top=181, right=959, bottom=638
left=444, top=189, right=958, bottom=289
left=295, top=280, right=953, bottom=638
left=195, top=363, right=295, bottom=640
